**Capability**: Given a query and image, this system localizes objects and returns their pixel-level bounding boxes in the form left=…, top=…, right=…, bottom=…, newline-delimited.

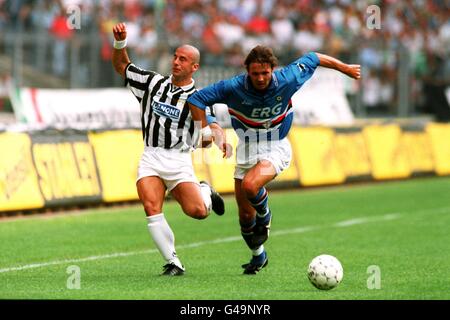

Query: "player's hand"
left=113, top=22, right=127, bottom=41
left=344, top=64, right=361, bottom=80
left=222, top=143, right=233, bottom=159
left=210, top=123, right=232, bottom=159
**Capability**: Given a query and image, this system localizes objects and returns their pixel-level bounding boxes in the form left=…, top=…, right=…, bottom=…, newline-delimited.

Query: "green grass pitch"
left=1, top=177, right=449, bottom=300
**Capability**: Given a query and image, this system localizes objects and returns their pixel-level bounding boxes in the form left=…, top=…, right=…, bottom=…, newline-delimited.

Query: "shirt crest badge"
left=262, top=120, right=272, bottom=129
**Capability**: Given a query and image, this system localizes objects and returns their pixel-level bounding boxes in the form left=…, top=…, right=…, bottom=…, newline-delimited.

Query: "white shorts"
left=137, top=147, right=198, bottom=191
left=234, top=138, right=292, bottom=180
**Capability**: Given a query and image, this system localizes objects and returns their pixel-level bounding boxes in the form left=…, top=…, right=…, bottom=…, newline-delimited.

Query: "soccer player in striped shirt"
left=188, top=46, right=360, bottom=274
left=112, top=22, right=226, bottom=276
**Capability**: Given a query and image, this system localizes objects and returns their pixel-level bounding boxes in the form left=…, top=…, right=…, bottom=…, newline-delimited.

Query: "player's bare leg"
left=235, top=178, right=257, bottom=249
left=171, top=182, right=209, bottom=220
left=171, top=181, right=225, bottom=218
left=137, top=176, right=184, bottom=275
left=137, top=176, right=166, bottom=216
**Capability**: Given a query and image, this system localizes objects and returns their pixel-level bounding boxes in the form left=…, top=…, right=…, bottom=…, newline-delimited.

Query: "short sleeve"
left=282, top=52, right=320, bottom=88
left=187, top=80, right=228, bottom=110
left=206, top=106, right=217, bottom=124
left=124, top=63, right=157, bottom=102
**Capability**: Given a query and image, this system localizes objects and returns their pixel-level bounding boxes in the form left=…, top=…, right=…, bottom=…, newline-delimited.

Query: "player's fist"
left=345, top=64, right=361, bottom=80
left=113, top=23, right=127, bottom=41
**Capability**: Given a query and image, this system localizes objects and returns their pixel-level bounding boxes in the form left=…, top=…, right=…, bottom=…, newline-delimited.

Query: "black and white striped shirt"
left=125, top=63, right=200, bottom=151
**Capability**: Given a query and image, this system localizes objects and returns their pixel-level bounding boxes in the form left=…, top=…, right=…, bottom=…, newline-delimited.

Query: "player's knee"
left=142, top=201, right=160, bottom=216
left=241, top=178, right=259, bottom=198
left=184, top=204, right=208, bottom=220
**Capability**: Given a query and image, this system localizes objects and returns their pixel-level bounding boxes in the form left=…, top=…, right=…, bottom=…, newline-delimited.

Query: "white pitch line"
left=1, top=207, right=448, bottom=274
left=0, top=249, right=159, bottom=273
left=334, top=213, right=402, bottom=227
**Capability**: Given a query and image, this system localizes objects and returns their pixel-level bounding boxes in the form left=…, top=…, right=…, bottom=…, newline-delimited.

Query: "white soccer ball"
left=307, top=254, right=343, bottom=290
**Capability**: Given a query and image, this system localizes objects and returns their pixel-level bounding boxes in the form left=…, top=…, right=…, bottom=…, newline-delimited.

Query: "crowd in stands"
left=0, top=0, right=449, bottom=117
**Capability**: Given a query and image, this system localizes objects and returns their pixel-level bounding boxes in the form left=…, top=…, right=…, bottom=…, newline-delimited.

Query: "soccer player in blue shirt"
left=188, top=46, right=360, bottom=274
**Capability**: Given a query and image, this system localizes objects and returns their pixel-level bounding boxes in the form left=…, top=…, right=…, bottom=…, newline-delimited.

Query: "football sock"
left=248, top=188, right=270, bottom=225
left=248, top=187, right=269, bottom=215
left=240, top=219, right=256, bottom=249
left=199, top=182, right=213, bottom=213
left=252, top=245, right=264, bottom=257
left=147, top=214, right=183, bottom=269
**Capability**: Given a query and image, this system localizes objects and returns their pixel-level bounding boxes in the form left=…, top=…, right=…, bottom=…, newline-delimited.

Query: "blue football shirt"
left=188, top=52, right=320, bottom=141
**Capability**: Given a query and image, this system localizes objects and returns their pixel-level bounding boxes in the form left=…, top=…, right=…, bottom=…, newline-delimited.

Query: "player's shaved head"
left=171, top=44, right=200, bottom=86
left=178, top=44, right=200, bottom=64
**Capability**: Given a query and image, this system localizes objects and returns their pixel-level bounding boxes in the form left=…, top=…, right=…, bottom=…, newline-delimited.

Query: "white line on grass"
left=0, top=206, right=448, bottom=274
left=333, top=213, right=401, bottom=227
left=0, top=249, right=159, bottom=273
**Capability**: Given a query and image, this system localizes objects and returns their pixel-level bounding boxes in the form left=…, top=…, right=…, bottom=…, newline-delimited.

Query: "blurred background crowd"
left=0, top=0, right=449, bottom=119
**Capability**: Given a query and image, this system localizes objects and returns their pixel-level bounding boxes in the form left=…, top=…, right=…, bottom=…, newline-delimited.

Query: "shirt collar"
left=169, top=75, right=195, bottom=91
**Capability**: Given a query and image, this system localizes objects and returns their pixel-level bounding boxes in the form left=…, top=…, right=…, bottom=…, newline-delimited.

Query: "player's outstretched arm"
left=315, top=52, right=361, bottom=80
left=112, top=22, right=131, bottom=78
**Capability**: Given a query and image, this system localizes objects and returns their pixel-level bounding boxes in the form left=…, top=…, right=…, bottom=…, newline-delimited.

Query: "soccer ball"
left=307, top=254, right=343, bottom=290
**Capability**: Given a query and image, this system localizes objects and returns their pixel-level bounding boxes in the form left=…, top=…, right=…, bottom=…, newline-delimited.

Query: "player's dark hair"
left=244, top=45, right=278, bottom=70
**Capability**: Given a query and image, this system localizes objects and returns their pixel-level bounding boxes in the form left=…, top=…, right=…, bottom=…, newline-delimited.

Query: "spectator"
left=49, top=5, right=74, bottom=76
left=422, top=52, right=450, bottom=122
left=1, top=0, right=448, bottom=118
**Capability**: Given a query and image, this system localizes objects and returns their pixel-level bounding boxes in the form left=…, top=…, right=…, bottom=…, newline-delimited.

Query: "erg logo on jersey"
left=250, top=103, right=283, bottom=118
left=152, top=101, right=181, bottom=120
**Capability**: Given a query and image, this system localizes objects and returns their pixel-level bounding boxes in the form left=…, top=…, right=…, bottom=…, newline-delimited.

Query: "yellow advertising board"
left=290, top=127, right=346, bottom=186
left=426, top=123, right=450, bottom=175
left=31, top=140, right=102, bottom=203
left=88, top=130, right=142, bottom=202
left=0, top=133, right=44, bottom=211
left=333, top=131, right=371, bottom=177
left=401, top=131, right=434, bottom=173
left=363, top=125, right=411, bottom=180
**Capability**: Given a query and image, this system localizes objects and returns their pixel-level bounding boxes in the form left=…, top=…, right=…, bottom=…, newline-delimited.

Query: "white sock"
left=252, top=245, right=264, bottom=256
left=199, top=183, right=212, bottom=213
left=146, top=213, right=183, bottom=269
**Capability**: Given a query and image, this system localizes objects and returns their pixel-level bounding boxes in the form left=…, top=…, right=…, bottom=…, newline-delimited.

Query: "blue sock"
left=248, top=187, right=269, bottom=215
left=240, top=219, right=256, bottom=232
left=251, top=249, right=267, bottom=265
left=240, top=219, right=256, bottom=249
left=248, top=188, right=271, bottom=225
